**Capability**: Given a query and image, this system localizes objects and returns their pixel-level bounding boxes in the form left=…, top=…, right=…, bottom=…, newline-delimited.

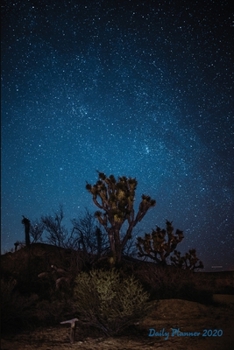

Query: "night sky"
left=1, top=0, right=234, bottom=271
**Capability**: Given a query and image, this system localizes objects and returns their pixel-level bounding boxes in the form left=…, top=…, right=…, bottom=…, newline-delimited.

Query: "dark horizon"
left=1, top=240, right=234, bottom=273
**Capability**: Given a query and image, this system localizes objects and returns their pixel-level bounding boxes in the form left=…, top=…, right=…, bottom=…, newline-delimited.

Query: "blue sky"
left=1, top=0, right=234, bottom=270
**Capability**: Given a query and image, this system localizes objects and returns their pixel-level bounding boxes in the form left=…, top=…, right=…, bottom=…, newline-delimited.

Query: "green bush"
left=73, top=269, right=150, bottom=336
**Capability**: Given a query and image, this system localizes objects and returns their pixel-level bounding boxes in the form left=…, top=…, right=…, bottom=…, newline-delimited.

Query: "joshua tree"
left=136, top=220, right=184, bottom=265
left=86, top=171, right=156, bottom=264
left=170, top=249, right=204, bottom=270
left=21, top=215, right=31, bottom=247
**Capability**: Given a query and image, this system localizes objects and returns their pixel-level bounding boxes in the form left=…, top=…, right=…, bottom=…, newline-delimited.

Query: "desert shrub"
left=135, top=264, right=213, bottom=303
left=179, top=283, right=213, bottom=304
left=0, top=278, right=38, bottom=332
left=34, top=298, right=76, bottom=326
left=135, top=264, right=193, bottom=299
left=73, top=268, right=150, bottom=336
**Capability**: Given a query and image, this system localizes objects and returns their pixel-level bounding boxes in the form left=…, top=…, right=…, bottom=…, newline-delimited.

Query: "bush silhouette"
left=135, top=264, right=213, bottom=304
left=1, top=278, right=38, bottom=332
left=73, top=268, right=150, bottom=336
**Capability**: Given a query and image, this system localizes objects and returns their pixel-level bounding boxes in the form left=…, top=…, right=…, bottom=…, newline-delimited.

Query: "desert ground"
left=1, top=297, right=234, bottom=350
left=1, top=244, right=234, bottom=349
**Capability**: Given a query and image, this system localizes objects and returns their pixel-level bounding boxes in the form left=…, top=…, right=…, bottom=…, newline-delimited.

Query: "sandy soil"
left=1, top=298, right=234, bottom=350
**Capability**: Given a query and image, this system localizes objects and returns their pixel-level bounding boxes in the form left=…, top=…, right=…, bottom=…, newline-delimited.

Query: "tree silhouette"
left=21, top=215, right=31, bottom=247
left=86, top=171, right=156, bottom=264
left=41, top=205, right=68, bottom=247
left=136, top=220, right=184, bottom=265
left=71, top=208, right=108, bottom=254
left=30, top=219, right=44, bottom=243
left=137, top=221, right=204, bottom=269
left=170, top=249, right=204, bottom=270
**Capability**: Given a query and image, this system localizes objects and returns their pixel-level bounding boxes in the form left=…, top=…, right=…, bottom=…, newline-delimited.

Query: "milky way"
left=1, top=0, right=234, bottom=270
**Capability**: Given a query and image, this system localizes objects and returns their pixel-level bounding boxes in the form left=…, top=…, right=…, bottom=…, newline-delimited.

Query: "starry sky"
left=1, top=0, right=234, bottom=270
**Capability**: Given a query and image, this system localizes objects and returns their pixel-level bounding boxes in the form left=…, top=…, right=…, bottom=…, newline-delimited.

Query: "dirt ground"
left=1, top=298, right=234, bottom=350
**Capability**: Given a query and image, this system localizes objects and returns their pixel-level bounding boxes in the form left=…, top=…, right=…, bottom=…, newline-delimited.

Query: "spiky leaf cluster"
left=170, top=249, right=204, bottom=270
left=136, top=220, right=184, bottom=264
left=86, top=172, right=137, bottom=226
left=73, top=269, right=149, bottom=336
left=86, top=172, right=156, bottom=263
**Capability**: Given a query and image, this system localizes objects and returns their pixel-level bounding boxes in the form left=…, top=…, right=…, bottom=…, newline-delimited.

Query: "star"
left=1, top=0, right=233, bottom=271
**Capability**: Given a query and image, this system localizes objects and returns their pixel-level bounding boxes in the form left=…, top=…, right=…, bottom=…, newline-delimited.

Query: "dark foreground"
left=1, top=298, right=234, bottom=350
